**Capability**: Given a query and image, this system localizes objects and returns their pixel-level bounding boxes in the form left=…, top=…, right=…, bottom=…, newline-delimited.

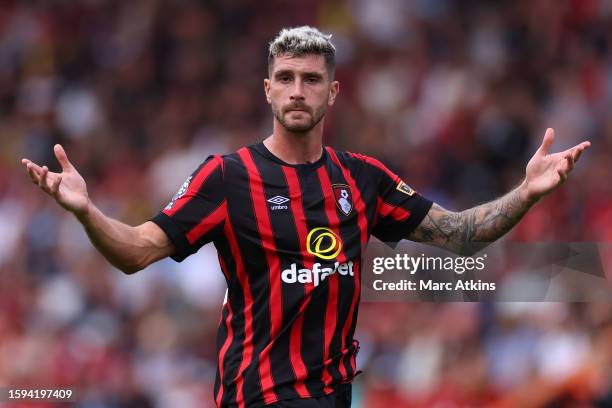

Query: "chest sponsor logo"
left=267, top=195, right=289, bottom=210
left=333, top=184, right=353, bottom=216
left=282, top=261, right=354, bottom=287
left=307, top=227, right=343, bottom=260
left=283, top=227, right=352, bottom=287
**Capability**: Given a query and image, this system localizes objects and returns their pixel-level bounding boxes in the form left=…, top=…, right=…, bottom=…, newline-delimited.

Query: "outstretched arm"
left=21, top=145, right=174, bottom=273
left=408, top=190, right=532, bottom=255
left=408, top=128, right=591, bottom=255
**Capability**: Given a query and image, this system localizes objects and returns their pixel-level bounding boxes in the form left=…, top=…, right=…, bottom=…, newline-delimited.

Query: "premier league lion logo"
left=164, top=176, right=193, bottom=211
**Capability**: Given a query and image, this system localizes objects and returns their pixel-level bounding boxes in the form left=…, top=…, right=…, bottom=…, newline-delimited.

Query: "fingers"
left=38, top=166, right=49, bottom=190
left=53, top=144, right=73, bottom=172
left=37, top=166, right=64, bottom=196
left=554, top=152, right=574, bottom=185
left=49, top=174, right=62, bottom=196
left=22, top=159, right=61, bottom=195
left=537, top=128, right=555, bottom=156
left=22, top=159, right=43, bottom=184
left=560, top=141, right=590, bottom=161
left=22, top=144, right=73, bottom=173
left=558, top=170, right=567, bottom=184
left=564, top=154, right=574, bottom=172
left=559, top=138, right=585, bottom=168
left=22, top=158, right=43, bottom=174
left=25, top=162, right=41, bottom=185
left=571, top=141, right=591, bottom=162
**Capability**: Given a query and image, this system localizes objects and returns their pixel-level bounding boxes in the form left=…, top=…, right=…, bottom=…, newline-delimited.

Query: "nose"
left=290, top=79, right=305, bottom=101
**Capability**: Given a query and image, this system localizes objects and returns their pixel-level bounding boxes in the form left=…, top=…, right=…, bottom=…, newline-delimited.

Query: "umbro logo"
left=268, top=196, right=289, bottom=205
left=268, top=195, right=289, bottom=210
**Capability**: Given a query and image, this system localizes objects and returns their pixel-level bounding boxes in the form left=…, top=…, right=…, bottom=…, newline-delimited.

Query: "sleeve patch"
left=396, top=180, right=415, bottom=197
left=164, top=175, right=193, bottom=210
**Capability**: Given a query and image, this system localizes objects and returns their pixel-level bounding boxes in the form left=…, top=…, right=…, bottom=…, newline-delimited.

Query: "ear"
left=328, top=80, right=340, bottom=106
left=264, top=78, right=271, bottom=104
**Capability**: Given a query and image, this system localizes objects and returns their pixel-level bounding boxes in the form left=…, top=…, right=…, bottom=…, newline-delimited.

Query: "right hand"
left=21, top=144, right=90, bottom=216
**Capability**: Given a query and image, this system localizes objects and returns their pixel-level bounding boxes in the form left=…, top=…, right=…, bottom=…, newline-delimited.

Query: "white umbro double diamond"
left=268, top=195, right=290, bottom=210
left=268, top=196, right=289, bottom=205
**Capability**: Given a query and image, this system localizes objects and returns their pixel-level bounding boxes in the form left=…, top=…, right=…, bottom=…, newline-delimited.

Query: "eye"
left=278, top=76, right=291, bottom=83
left=305, top=77, right=320, bottom=84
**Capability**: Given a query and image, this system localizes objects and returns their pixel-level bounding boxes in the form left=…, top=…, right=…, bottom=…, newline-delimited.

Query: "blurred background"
left=1, top=0, right=612, bottom=406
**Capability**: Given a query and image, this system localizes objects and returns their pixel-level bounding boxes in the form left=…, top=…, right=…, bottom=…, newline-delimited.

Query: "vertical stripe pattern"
left=237, top=148, right=283, bottom=405
left=152, top=143, right=434, bottom=407
left=282, top=166, right=315, bottom=398
left=224, top=220, right=255, bottom=408
left=316, top=165, right=349, bottom=393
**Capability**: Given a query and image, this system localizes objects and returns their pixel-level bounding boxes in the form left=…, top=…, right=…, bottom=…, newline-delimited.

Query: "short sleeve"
left=366, top=157, right=433, bottom=247
left=151, top=155, right=226, bottom=262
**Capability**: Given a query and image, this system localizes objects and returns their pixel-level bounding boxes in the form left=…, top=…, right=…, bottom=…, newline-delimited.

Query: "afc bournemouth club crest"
left=333, top=184, right=353, bottom=216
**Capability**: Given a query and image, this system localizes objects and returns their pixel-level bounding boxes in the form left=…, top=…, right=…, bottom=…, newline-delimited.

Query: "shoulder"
left=212, top=144, right=271, bottom=177
left=211, top=146, right=253, bottom=172
left=325, top=147, right=370, bottom=169
left=326, top=148, right=400, bottom=182
left=219, top=144, right=260, bottom=166
left=195, top=153, right=226, bottom=175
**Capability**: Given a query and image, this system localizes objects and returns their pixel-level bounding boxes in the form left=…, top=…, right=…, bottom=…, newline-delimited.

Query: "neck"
left=264, top=119, right=325, bottom=164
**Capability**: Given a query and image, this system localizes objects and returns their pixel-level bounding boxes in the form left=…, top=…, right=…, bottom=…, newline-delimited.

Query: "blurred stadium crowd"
left=1, top=0, right=611, bottom=406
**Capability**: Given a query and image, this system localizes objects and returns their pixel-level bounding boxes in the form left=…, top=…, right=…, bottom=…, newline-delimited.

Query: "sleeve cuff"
left=374, top=196, right=434, bottom=248
left=150, top=212, right=194, bottom=262
left=404, top=196, right=434, bottom=235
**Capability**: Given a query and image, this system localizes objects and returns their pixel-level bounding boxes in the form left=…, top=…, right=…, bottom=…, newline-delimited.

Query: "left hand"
left=522, top=128, right=591, bottom=202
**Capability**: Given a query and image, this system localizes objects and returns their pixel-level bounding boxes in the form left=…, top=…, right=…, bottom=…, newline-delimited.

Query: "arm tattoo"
left=408, top=187, right=536, bottom=255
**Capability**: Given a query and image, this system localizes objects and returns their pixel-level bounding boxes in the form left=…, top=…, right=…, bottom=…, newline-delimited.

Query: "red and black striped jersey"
left=151, top=142, right=433, bottom=407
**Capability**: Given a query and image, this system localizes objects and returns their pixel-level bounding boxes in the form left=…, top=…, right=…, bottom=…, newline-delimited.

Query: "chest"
left=222, top=163, right=371, bottom=261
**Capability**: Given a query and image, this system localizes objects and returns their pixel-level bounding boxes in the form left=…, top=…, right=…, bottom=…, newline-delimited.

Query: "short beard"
left=272, top=101, right=328, bottom=133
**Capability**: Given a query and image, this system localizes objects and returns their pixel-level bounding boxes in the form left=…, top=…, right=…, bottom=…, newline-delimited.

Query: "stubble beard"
left=273, top=100, right=328, bottom=133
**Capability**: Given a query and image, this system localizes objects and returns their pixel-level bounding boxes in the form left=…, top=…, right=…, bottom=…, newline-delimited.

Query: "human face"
left=264, top=54, right=339, bottom=133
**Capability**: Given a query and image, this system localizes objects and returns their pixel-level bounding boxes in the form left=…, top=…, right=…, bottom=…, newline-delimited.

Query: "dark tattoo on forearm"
left=409, top=188, right=534, bottom=255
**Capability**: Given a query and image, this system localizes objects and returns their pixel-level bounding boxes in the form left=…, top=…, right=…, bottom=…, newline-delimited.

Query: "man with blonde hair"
left=22, top=26, right=590, bottom=407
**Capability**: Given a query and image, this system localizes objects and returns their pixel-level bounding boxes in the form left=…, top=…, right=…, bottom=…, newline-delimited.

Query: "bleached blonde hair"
left=268, top=26, right=336, bottom=78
